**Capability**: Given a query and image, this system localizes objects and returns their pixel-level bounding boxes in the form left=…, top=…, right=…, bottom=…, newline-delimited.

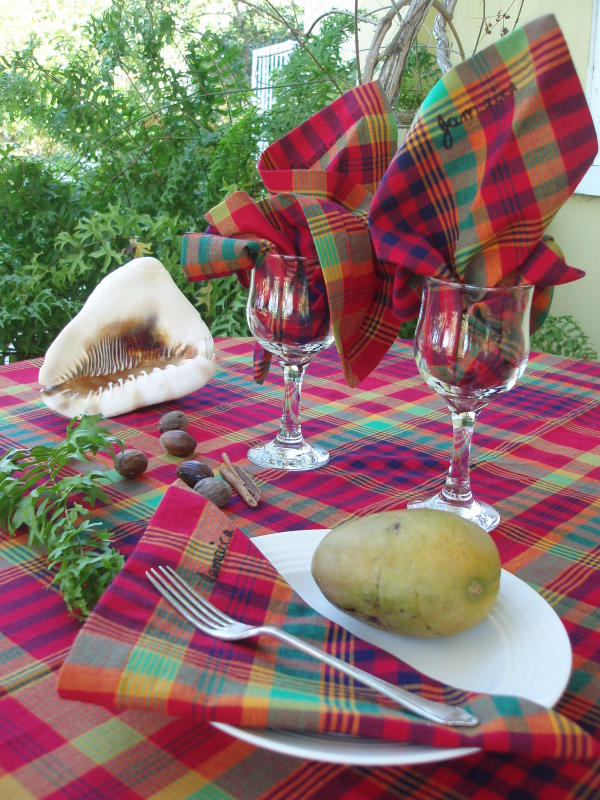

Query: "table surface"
left=0, top=338, right=598, bottom=799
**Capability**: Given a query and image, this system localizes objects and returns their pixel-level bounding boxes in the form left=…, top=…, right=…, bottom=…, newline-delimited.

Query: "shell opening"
left=38, top=256, right=216, bottom=418
left=42, top=319, right=198, bottom=397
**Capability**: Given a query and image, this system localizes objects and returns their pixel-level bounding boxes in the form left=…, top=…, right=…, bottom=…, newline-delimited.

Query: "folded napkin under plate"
left=57, top=486, right=599, bottom=760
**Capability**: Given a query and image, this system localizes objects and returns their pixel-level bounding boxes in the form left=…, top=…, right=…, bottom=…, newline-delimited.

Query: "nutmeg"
left=176, top=459, right=214, bottom=488
left=115, top=448, right=148, bottom=478
left=193, top=477, right=232, bottom=508
left=160, top=429, right=197, bottom=457
left=158, top=410, right=190, bottom=433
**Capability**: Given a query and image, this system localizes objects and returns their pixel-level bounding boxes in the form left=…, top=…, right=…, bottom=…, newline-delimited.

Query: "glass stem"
left=441, top=409, right=477, bottom=505
left=276, top=362, right=307, bottom=445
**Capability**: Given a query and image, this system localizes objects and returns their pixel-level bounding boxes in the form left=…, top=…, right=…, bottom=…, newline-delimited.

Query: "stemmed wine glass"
left=246, top=253, right=334, bottom=471
left=408, top=276, right=534, bottom=531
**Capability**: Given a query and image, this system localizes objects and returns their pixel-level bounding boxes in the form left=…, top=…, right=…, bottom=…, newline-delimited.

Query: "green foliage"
left=396, top=46, right=442, bottom=113
left=531, top=314, right=598, bottom=361
left=398, top=318, right=418, bottom=340
left=0, top=0, right=360, bottom=360
left=0, top=415, right=124, bottom=619
left=205, top=106, right=264, bottom=204
left=0, top=145, right=82, bottom=270
left=0, top=266, right=79, bottom=362
left=0, top=202, right=184, bottom=360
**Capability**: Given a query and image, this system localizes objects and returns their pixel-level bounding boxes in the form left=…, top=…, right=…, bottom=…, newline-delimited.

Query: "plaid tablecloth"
left=0, top=338, right=598, bottom=799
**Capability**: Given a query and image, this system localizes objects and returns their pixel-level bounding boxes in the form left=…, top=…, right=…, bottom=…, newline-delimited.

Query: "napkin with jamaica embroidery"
left=57, top=485, right=599, bottom=759
left=369, top=14, right=598, bottom=330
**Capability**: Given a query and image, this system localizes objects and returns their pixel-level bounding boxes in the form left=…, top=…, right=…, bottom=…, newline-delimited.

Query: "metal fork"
left=146, top=565, right=478, bottom=728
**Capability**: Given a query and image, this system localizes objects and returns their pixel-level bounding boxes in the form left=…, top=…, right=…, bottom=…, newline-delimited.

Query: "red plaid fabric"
left=369, top=14, right=598, bottom=330
left=181, top=81, right=400, bottom=387
left=1, top=340, right=600, bottom=798
left=57, top=485, right=598, bottom=760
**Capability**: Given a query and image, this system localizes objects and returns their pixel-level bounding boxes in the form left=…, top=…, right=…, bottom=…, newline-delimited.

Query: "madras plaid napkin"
left=180, top=81, right=400, bottom=387
left=369, top=14, right=598, bottom=330
left=57, top=485, right=599, bottom=760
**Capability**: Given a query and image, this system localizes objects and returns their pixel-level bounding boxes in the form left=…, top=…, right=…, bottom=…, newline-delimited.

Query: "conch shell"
left=39, top=257, right=216, bottom=418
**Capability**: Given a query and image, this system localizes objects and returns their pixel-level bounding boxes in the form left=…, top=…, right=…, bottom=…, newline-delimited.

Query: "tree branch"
left=377, top=0, right=435, bottom=105
left=432, top=0, right=464, bottom=70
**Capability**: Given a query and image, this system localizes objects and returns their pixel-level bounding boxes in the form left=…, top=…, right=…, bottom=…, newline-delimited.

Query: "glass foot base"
left=248, top=438, right=329, bottom=472
left=407, top=492, right=500, bottom=532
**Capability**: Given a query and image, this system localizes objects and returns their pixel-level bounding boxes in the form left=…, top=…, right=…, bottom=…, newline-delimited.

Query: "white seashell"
left=38, top=257, right=216, bottom=418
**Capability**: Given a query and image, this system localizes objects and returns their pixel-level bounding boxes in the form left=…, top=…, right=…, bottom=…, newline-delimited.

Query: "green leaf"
left=0, top=414, right=125, bottom=619
left=531, top=314, right=599, bottom=361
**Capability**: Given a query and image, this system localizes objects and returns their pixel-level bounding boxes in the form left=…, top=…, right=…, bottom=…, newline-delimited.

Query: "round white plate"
left=213, top=529, right=572, bottom=766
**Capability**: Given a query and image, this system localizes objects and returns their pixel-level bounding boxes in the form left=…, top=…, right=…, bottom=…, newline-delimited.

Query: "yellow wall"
left=452, top=1, right=600, bottom=353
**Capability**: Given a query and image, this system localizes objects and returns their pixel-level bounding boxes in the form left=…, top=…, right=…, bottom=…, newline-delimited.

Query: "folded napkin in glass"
left=57, top=485, right=599, bottom=760
left=369, top=13, right=598, bottom=331
left=180, top=80, right=400, bottom=387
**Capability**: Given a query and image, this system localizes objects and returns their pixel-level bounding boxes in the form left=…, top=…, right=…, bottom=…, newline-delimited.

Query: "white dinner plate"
left=213, top=529, right=572, bottom=766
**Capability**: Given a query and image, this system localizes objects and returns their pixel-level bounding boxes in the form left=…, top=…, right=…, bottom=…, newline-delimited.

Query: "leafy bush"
left=531, top=314, right=598, bottom=361
left=395, top=45, right=442, bottom=117
left=0, top=0, right=359, bottom=361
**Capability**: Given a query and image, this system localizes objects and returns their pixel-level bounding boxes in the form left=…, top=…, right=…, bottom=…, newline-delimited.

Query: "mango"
left=311, top=509, right=501, bottom=637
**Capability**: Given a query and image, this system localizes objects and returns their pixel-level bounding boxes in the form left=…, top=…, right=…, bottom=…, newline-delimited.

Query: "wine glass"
left=246, top=253, right=334, bottom=471
left=408, top=276, right=534, bottom=531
